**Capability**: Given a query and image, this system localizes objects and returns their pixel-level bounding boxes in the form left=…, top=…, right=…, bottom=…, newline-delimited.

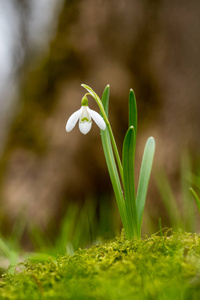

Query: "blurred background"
left=0, top=0, right=200, bottom=253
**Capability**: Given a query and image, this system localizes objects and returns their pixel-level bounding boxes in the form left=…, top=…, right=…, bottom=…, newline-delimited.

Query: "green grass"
left=154, top=151, right=200, bottom=232
left=1, top=230, right=200, bottom=299
left=0, top=197, right=118, bottom=276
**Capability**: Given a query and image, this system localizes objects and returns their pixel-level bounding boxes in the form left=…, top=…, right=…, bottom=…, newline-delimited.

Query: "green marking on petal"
left=80, top=117, right=91, bottom=122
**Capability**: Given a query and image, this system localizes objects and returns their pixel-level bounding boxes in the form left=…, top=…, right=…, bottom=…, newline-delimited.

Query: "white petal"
left=87, top=107, right=106, bottom=130
left=79, top=120, right=92, bottom=134
left=66, top=108, right=82, bottom=132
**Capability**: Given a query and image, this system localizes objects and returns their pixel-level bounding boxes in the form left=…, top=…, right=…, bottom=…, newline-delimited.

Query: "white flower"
left=66, top=97, right=106, bottom=135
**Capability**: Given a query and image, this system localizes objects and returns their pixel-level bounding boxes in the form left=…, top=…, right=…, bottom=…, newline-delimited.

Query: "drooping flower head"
left=66, top=95, right=106, bottom=135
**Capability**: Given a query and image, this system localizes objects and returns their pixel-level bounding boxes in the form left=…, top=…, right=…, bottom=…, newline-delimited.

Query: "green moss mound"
left=1, top=231, right=200, bottom=299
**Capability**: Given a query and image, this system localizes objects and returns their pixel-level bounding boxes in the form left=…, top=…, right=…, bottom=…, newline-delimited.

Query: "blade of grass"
left=29, top=224, right=52, bottom=253
left=188, top=173, right=200, bottom=190
left=73, top=199, right=97, bottom=250
left=0, top=235, right=18, bottom=273
left=136, top=137, right=155, bottom=235
left=181, top=151, right=195, bottom=231
left=189, top=187, right=200, bottom=214
left=55, top=204, right=79, bottom=254
left=122, top=126, right=137, bottom=238
left=154, top=168, right=182, bottom=229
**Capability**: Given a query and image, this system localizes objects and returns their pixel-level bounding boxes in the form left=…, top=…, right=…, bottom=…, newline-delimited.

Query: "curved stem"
left=82, top=85, right=124, bottom=187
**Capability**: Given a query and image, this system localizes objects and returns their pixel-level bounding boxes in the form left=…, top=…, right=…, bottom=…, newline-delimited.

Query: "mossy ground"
left=1, top=230, right=200, bottom=299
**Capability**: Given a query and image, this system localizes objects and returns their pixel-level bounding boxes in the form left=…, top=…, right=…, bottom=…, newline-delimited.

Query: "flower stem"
left=106, top=123, right=124, bottom=187
left=82, top=84, right=124, bottom=187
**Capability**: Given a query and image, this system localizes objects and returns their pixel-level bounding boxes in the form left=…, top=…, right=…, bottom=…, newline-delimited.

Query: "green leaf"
left=122, top=126, right=137, bottom=238
left=101, top=85, right=110, bottom=116
left=136, top=137, right=155, bottom=235
left=100, top=86, right=129, bottom=238
left=189, top=187, right=200, bottom=214
left=129, top=89, right=137, bottom=135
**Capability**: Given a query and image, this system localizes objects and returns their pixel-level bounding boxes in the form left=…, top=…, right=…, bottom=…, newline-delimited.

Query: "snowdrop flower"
left=66, top=96, right=106, bottom=135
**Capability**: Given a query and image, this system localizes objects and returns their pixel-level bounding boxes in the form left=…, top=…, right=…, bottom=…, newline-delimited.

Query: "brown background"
left=0, top=0, right=200, bottom=239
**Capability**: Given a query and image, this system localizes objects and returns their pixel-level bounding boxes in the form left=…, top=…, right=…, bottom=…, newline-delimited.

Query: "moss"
left=1, top=231, right=200, bottom=299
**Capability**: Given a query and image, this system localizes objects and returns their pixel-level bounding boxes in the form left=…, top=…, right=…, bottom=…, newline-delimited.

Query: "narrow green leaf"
left=189, top=187, right=200, bottom=214
left=136, top=137, right=155, bottom=235
left=122, top=126, right=137, bottom=238
left=129, top=89, right=137, bottom=135
left=101, top=85, right=110, bottom=116
left=100, top=86, right=129, bottom=238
